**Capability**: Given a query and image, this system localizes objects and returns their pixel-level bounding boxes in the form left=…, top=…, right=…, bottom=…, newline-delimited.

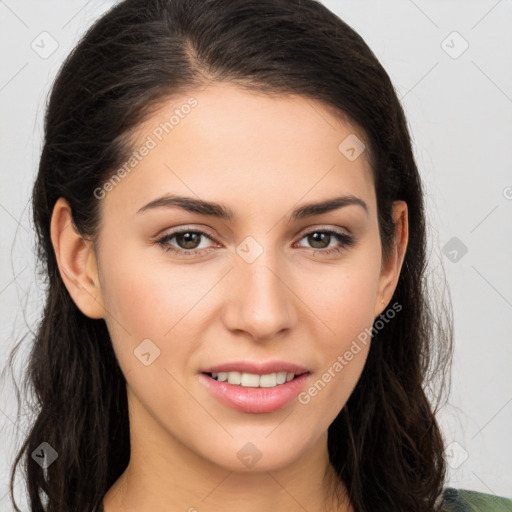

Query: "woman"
left=7, top=0, right=511, bottom=511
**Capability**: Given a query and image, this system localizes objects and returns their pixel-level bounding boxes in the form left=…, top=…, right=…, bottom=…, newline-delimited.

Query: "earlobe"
left=374, top=200, right=409, bottom=317
left=50, top=197, right=105, bottom=319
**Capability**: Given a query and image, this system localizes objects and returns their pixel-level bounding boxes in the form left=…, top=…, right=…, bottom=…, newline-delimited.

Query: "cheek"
left=97, top=240, right=208, bottom=373
left=97, top=252, right=207, bottom=425
left=298, top=256, right=380, bottom=412
left=301, top=310, right=372, bottom=422
left=303, top=252, right=381, bottom=337
left=99, top=233, right=209, bottom=330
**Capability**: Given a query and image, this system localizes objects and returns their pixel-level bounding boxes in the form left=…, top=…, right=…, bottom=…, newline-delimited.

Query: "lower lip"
left=199, top=373, right=310, bottom=414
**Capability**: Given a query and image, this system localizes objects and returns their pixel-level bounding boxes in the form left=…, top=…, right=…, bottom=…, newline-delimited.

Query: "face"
left=68, top=83, right=406, bottom=473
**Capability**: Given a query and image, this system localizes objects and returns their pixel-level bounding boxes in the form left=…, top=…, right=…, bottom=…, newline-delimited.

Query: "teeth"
left=209, top=371, right=299, bottom=388
left=227, top=371, right=241, bottom=385
left=258, top=373, right=276, bottom=387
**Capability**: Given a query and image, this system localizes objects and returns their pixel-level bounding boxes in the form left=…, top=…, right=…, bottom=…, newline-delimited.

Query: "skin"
left=51, top=82, right=408, bottom=512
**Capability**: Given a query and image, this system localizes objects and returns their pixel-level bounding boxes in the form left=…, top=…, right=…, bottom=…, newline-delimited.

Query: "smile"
left=206, top=371, right=299, bottom=388
left=199, top=371, right=311, bottom=414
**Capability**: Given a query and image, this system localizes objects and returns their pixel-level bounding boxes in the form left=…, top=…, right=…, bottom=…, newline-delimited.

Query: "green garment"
left=439, top=487, right=512, bottom=511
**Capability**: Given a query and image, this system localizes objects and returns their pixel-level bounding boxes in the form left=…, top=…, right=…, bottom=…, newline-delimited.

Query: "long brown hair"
left=6, top=0, right=453, bottom=510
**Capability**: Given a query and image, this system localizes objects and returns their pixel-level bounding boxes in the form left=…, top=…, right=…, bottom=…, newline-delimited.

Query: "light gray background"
left=1, top=0, right=511, bottom=508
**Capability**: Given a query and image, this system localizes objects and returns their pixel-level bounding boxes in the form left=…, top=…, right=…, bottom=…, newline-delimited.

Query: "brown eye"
left=156, top=229, right=217, bottom=256
left=173, top=232, right=203, bottom=250
left=296, top=229, right=356, bottom=255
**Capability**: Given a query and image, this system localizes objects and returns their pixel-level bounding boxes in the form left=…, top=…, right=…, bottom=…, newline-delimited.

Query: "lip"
left=201, top=361, right=309, bottom=375
left=199, top=372, right=311, bottom=414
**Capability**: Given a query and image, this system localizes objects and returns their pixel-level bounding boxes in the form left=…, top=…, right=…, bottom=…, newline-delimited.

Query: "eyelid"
left=156, top=224, right=218, bottom=240
left=154, top=223, right=356, bottom=258
left=155, top=224, right=352, bottom=244
left=296, top=224, right=352, bottom=237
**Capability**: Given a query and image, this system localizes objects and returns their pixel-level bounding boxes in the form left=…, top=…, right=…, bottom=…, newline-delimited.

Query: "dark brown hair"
left=6, top=0, right=453, bottom=510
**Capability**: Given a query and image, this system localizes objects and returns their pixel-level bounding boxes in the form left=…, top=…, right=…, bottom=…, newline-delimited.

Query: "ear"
left=374, top=200, right=409, bottom=317
left=50, top=197, right=104, bottom=319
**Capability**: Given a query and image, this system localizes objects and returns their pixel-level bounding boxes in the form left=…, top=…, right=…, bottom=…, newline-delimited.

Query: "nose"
left=220, top=250, right=298, bottom=342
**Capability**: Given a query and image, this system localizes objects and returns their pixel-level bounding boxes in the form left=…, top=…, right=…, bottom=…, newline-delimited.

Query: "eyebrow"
left=137, top=193, right=368, bottom=220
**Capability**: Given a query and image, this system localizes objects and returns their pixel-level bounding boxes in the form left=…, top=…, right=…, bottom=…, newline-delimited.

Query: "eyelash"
left=155, top=227, right=356, bottom=257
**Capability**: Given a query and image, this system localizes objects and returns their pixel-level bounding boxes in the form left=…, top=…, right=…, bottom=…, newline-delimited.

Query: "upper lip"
left=201, top=361, right=310, bottom=375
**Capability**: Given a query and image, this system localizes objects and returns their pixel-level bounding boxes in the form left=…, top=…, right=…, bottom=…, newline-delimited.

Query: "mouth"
left=202, top=370, right=309, bottom=389
left=198, top=364, right=311, bottom=414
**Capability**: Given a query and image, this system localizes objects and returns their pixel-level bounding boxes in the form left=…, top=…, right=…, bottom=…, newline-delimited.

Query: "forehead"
left=132, top=82, right=370, bottom=162
left=104, top=82, right=376, bottom=221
